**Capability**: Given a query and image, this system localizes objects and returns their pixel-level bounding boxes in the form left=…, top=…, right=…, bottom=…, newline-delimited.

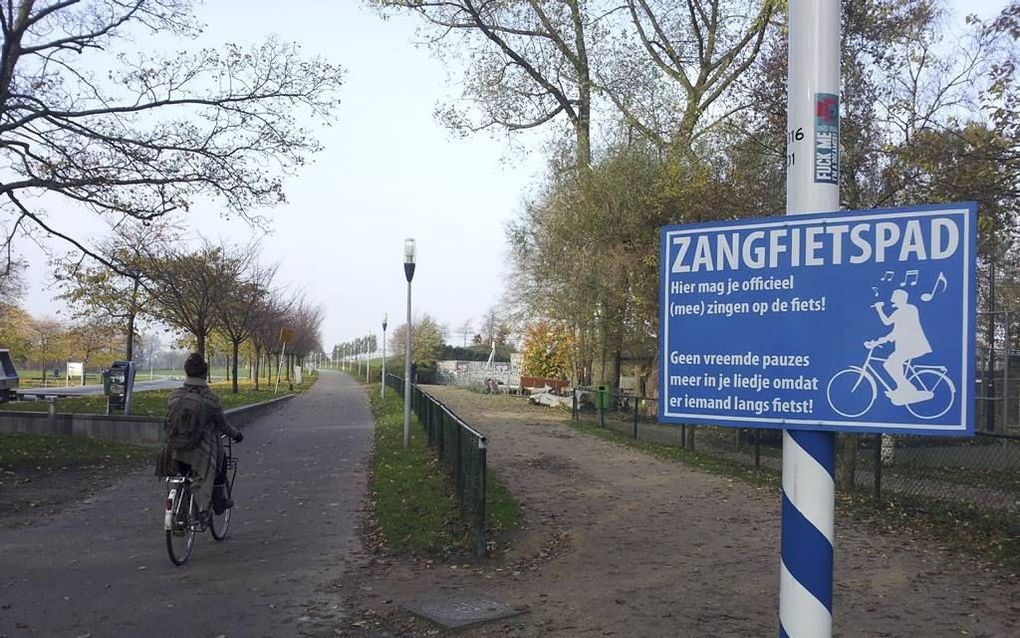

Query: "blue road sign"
left=658, top=203, right=977, bottom=436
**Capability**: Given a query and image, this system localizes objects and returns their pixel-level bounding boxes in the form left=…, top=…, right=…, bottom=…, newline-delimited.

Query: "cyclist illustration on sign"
left=868, top=289, right=932, bottom=406
left=827, top=286, right=956, bottom=420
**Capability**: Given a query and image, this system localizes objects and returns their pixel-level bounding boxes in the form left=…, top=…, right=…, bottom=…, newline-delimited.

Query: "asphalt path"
left=0, top=371, right=372, bottom=637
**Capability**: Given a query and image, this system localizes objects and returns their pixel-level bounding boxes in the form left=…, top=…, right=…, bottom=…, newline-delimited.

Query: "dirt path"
left=344, top=387, right=1020, bottom=637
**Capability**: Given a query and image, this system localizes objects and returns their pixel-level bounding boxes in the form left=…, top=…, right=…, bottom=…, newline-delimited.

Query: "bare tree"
left=0, top=258, right=25, bottom=308
left=371, top=0, right=598, bottom=166
left=145, top=241, right=252, bottom=360
left=0, top=1, right=345, bottom=272
left=598, top=0, right=779, bottom=150
left=53, top=219, right=178, bottom=361
left=250, top=296, right=289, bottom=390
left=217, top=254, right=277, bottom=393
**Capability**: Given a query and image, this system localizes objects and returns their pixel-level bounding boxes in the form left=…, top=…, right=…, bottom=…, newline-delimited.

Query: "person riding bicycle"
left=168, top=353, right=243, bottom=523
left=867, top=289, right=933, bottom=406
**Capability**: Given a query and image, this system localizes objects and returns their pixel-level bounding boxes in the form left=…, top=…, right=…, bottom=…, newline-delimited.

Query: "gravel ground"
left=341, top=386, right=1020, bottom=637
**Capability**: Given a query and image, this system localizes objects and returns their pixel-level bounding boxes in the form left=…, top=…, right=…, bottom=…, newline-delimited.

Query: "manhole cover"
left=402, top=592, right=528, bottom=629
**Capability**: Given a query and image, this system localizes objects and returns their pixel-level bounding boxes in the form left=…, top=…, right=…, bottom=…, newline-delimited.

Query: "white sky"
left=11, top=0, right=1010, bottom=351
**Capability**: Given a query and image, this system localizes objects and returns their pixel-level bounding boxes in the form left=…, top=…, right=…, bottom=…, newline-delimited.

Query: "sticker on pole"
left=658, top=203, right=976, bottom=436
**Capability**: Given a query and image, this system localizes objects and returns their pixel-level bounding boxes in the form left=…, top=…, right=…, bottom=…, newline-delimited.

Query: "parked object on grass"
left=102, top=361, right=136, bottom=415
left=529, top=391, right=573, bottom=409
left=0, top=350, right=18, bottom=403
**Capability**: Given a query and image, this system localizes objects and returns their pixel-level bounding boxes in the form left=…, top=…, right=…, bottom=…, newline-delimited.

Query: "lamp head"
left=403, top=238, right=417, bottom=282
left=382, top=312, right=388, bottom=330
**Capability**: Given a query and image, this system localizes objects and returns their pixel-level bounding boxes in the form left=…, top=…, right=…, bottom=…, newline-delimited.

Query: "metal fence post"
left=572, top=389, right=578, bottom=421
left=633, top=398, right=639, bottom=439
left=873, top=434, right=883, bottom=504
left=754, top=429, right=761, bottom=471
left=681, top=424, right=686, bottom=449
left=1004, top=313, right=1011, bottom=430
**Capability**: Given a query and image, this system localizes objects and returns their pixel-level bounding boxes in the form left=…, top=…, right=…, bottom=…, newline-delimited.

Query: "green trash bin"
left=595, top=385, right=610, bottom=410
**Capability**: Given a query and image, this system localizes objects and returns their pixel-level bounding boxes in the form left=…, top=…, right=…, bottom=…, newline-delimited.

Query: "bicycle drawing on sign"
left=826, top=276, right=956, bottom=420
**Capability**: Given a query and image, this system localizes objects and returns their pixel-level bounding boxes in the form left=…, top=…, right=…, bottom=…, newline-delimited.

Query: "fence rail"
left=568, top=386, right=1020, bottom=523
left=386, top=374, right=488, bottom=557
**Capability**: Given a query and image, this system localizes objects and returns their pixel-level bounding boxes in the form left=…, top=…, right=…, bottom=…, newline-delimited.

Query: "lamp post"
left=381, top=313, right=388, bottom=398
left=403, top=238, right=416, bottom=449
left=365, top=334, right=371, bottom=383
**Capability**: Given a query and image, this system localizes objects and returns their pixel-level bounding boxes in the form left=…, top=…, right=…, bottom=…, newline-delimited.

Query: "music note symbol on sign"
left=900, top=270, right=919, bottom=287
left=921, top=272, right=948, bottom=302
left=880, top=271, right=895, bottom=282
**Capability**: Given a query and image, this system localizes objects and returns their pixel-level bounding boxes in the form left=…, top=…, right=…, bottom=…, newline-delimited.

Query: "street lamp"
left=365, top=334, right=371, bottom=383
left=381, top=312, right=388, bottom=398
left=403, top=238, right=416, bottom=449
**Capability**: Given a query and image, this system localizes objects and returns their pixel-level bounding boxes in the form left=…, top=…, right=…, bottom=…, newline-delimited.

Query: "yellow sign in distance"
left=280, top=327, right=295, bottom=344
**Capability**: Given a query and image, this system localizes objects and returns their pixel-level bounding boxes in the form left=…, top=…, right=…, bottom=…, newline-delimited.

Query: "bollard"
left=754, top=429, right=761, bottom=471
left=46, top=396, right=57, bottom=424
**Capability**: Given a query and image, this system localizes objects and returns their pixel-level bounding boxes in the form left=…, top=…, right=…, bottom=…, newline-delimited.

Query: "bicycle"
left=826, top=342, right=956, bottom=420
left=164, top=436, right=238, bottom=566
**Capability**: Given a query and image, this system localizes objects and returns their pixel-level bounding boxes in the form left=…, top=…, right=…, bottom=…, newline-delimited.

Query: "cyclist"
left=168, top=353, right=244, bottom=523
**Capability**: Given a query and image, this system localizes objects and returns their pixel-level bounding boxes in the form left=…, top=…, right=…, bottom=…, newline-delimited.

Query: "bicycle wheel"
left=209, top=485, right=231, bottom=541
left=906, top=369, right=956, bottom=419
left=827, top=368, right=877, bottom=418
left=166, top=485, right=197, bottom=566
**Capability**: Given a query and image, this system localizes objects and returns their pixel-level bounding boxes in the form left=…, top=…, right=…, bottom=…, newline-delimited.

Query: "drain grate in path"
left=402, top=592, right=528, bottom=629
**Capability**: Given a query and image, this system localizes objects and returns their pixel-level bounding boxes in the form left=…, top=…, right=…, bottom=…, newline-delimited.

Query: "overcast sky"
left=11, top=0, right=1010, bottom=352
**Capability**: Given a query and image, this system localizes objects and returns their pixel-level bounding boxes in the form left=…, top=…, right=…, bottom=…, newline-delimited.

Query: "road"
left=0, top=371, right=372, bottom=637
left=17, top=378, right=182, bottom=397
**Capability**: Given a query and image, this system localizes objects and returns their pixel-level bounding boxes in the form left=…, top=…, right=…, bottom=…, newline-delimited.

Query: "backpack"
left=153, top=444, right=178, bottom=477
left=165, top=386, right=207, bottom=451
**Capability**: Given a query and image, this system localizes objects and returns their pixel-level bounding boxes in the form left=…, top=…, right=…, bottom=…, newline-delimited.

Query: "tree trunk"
left=125, top=278, right=140, bottom=361
left=125, top=310, right=136, bottom=362
left=231, top=341, right=240, bottom=394
left=253, top=347, right=261, bottom=390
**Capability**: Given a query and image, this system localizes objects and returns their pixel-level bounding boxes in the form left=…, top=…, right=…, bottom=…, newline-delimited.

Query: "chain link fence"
left=569, top=386, right=1020, bottom=525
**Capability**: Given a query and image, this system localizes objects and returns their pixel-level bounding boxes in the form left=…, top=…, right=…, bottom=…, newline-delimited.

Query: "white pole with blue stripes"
left=781, top=1, right=840, bottom=637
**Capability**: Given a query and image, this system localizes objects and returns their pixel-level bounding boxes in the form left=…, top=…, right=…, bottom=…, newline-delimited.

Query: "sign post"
left=660, top=205, right=977, bottom=634
left=66, top=362, right=85, bottom=387
left=658, top=3, right=977, bottom=636
left=783, top=3, right=840, bottom=635
left=276, top=327, right=295, bottom=395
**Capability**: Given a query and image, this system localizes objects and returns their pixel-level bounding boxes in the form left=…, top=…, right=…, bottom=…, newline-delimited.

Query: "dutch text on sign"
left=658, top=204, right=977, bottom=436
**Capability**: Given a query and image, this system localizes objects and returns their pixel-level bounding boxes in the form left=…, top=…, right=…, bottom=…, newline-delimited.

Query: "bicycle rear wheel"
left=209, top=486, right=231, bottom=541
left=166, top=486, right=197, bottom=566
left=905, top=369, right=956, bottom=419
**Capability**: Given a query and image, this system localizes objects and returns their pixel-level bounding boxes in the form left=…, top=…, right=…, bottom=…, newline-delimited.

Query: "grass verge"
left=1, top=377, right=315, bottom=416
left=0, top=431, right=154, bottom=471
left=567, top=419, right=1020, bottom=569
left=367, top=384, right=517, bottom=558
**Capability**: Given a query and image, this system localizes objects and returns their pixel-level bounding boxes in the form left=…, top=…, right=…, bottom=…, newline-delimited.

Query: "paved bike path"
left=0, top=371, right=372, bottom=637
